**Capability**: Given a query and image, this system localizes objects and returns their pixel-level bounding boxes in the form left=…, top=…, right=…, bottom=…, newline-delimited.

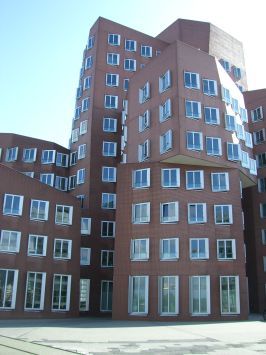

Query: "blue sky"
left=1, top=0, right=266, bottom=147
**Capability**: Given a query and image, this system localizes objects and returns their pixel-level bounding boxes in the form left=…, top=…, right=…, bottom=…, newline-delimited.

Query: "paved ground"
left=0, top=316, right=265, bottom=354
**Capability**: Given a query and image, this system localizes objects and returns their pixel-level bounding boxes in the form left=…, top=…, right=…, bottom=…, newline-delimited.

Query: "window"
left=40, top=173, right=54, bottom=186
left=101, top=193, right=116, bottom=209
left=124, top=59, right=136, bottom=71
left=87, top=35, right=94, bottom=49
left=24, top=272, right=46, bottom=310
left=217, top=239, right=236, bottom=260
left=256, top=153, right=266, bottom=168
left=221, top=86, right=231, bottom=104
left=186, top=131, right=203, bottom=151
left=102, top=166, right=117, bottom=183
left=81, top=98, right=90, bottom=112
left=186, top=170, right=204, bottom=190
left=70, top=151, right=77, bottom=166
left=188, top=203, right=207, bottom=224
left=52, top=274, right=71, bottom=311
left=22, top=148, right=37, bottom=163
left=263, top=230, right=266, bottom=245
left=104, top=95, right=118, bottom=109
left=123, top=78, right=129, bottom=91
left=225, top=115, right=236, bottom=131
left=132, top=202, right=150, bottom=223
left=79, top=120, right=88, bottom=135
left=245, top=132, right=253, bottom=148
left=76, top=169, right=85, bottom=185
left=41, top=150, right=55, bottom=164
left=206, top=137, right=222, bottom=156
left=241, top=151, right=249, bottom=169
left=253, top=129, right=265, bottom=144
left=107, top=53, right=120, bottom=66
left=23, top=171, right=34, bottom=178
left=221, top=59, right=230, bottom=72
left=30, top=199, right=49, bottom=220
left=232, top=98, right=239, bottom=114
left=101, top=250, right=114, bottom=267
left=125, top=39, right=136, bottom=51
left=5, top=147, right=18, bottom=162
left=128, top=276, right=149, bottom=314
left=160, top=238, right=179, bottom=260
left=211, top=172, right=229, bottom=192
left=101, top=221, right=115, bottom=238
left=220, top=276, right=240, bottom=314
left=102, top=141, right=117, bottom=157
left=161, top=168, right=180, bottom=188
left=240, top=107, right=248, bottom=123
left=185, top=100, right=201, bottom=119
left=139, top=82, right=150, bottom=103
left=56, top=153, right=68, bottom=167
left=100, top=281, right=113, bottom=312
left=27, top=234, right=47, bottom=256
left=160, top=202, right=179, bottom=223
left=227, top=143, right=240, bottom=161
left=204, top=107, right=220, bottom=125
left=80, top=279, right=90, bottom=311
left=264, top=257, right=266, bottom=272
left=203, top=79, right=217, bottom=96
left=258, top=178, right=266, bottom=193
left=233, top=67, right=241, bottom=79
left=68, top=175, right=76, bottom=190
left=0, top=269, right=18, bottom=309
left=83, top=76, right=91, bottom=90
left=103, top=117, right=117, bottom=132
left=138, top=140, right=150, bottom=162
left=106, top=73, right=119, bottom=87
left=159, top=98, right=171, bottom=122
left=159, top=70, right=171, bottom=92
left=55, top=205, right=73, bottom=225
left=138, top=110, right=150, bottom=132
left=78, top=144, right=87, bottom=159
left=251, top=106, right=263, bottom=122
left=260, top=203, right=266, bottom=218
left=159, top=276, right=179, bottom=315
left=74, top=106, right=81, bottom=120
left=160, top=129, right=172, bottom=154
left=76, top=85, right=82, bottom=99
left=132, top=168, right=150, bottom=188
left=108, top=33, right=120, bottom=46
left=81, top=217, right=91, bottom=235
left=190, top=276, right=210, bottom=315
left=190, top=238, right=209, bottom=259
left=54, top=239, right=72, bottom=260
left=80, top=248, right=91, bottom=265
left=214, top=205, right=233, bottom=224
left=3, top=194, right=24, bottom=216
left=0, top=230, right=21, bottom=253
left=184, top=71, right=200, bottom=89
left=141, top=45, right=152, bottom=57
left=85, top=56, right=93, bottom=69
left=131, top=239, right=149, bottom=260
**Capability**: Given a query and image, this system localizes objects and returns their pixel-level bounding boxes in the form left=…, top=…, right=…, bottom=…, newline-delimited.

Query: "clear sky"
left=1, top=0, right=266, bottom=147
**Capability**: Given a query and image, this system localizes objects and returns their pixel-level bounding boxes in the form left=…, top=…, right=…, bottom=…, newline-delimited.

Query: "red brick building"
left=0, top=17, right=264, bottom=319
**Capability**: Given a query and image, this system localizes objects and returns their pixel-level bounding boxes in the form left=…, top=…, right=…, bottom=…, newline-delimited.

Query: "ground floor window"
left=100, top=280, right=113, bottom=312
left=159, top=276, right=179, bottom=315
left=24, top=272, right=46, bottom=310
left=80, top=279, right=90, bottom=311
left=0, top=269, right=18, bottom=309
left=128, top=276, right=148, bottom=315
left=52, top=274, right=71, bottom=311
left=220, top=276, right=240, bottom=314
left=190, top=275, right=210, bottom=315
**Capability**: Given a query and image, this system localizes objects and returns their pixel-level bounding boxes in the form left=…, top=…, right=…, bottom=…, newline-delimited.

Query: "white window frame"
left=125, top=39, right=136, bottom=51
left=130, top=239, right=149, bottom=261
left=101, top=193, right=116, bottom=209
left=159, top=276, right=179, bottom=315
left=22, top=148, right=37, bottom=163
left=27, top=234, right=47, bottom=257
left=186, top=131, right=203, bottom=151
left=0, top=269, right=18, bottom=309
left=132, top=168, right=150, bottom=188
left=103, top=117, right=117, bottom=132
left=214, top=205, right=233, bottom=224
left=5, top=147, right=18, bottom=162
left=0, top=230, right=21, bottom=253
left=190, top=275, right=210, bottom=315
left=106, top=73, right=119, bottom=87
left=211, top=172, right=229, bottom=192
left=161, top=168, right=180, bottom=188
left=217, top=239, right=236, bottom=260
left=185, top=100, right=201, bottom=119
left=160, top=201, right=179, bottom=223
left=101, top=221, right=115, bottom=238
left=227, top=143, right=241, bottom=161
left=160, top=129, right=173, bottom=154
left=139, top=82, right=150, bottom=103
left=138, top=110, right=150, bottom=132
left=184, top=71, right=200, bottom=89
left=160, top=238, right=179, bottom=260
left=132, top=202, right=150, bottom=224
left=53, top=239, right=72, bottom=260
left=124, top=58, right=136, bottom=71
left=203, top=79, right=218, bottom=96
left=80, top=120, right=88, bottom=135
left=55, top=205, right=73, bottom=225
left=206, top=136, right=222, bottom=156
left=79, top=279, right=90, bottom=311
left=104, top=95, right=118, bottom=109
left=220, top=276, right=240, bottom=314
left=251, top=106, right=263, bottom=122
left=186, top=170, right=204, bottom=190
left=24, top=272, right=46, bottom=310
left=107, top=53, right=120, bottom=66
left=3, top=194, right=24, bottom=216
left=141, top=45, right=152, bottom=57
left=30, top=199, right=49, bottom=221
left=138, top=140, right=150, bottom=162
left=41, top=150, right=56, bottom=164
left=108, top=33, right=120, bottom=46
left=102, top=166, right=117, bottom=183
left=101, top=250, right=114, bottom=267
left=204, top=107, right=220, bottom=125
left=80, top=247, right=91, bottom=266
left=40, top=173, right=54, bottom=187
left=81, top=217, right=91, bottom=235
left=159, top=98, right=172, bottom=122
left=100, top=280, right=113, bottom=312
left=188, top=203, right=207, bottom=224
left=159, top=70, right=171, bottom=93
left=52, top=274, right=71, bottom=311
left=128, top=276, right=149, bottom=315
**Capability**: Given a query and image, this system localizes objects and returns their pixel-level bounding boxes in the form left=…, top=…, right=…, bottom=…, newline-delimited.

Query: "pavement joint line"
left=0, top=334, right=82, bottom=354
left=0, top=342, right=36, bottom=355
